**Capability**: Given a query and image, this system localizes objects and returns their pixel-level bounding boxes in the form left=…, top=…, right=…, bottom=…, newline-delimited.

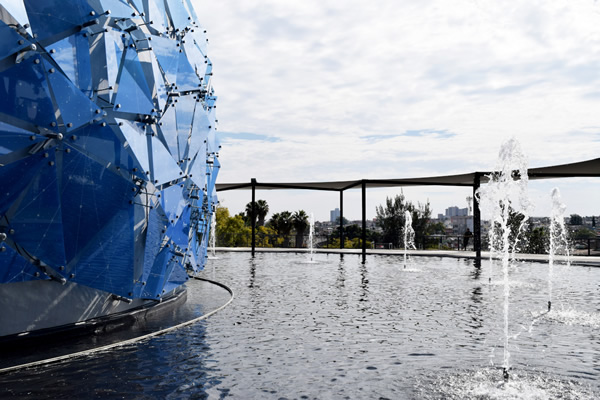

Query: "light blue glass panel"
left=150, top=54, right=168, bottom=110
left=188, top=149, right=206, bottom=189
left=9, top=151, right=67, bottom=270
left=151, top=35, right=179, bottom=85
left=165, top=0, right=191, bottom=30
left=189, top=29, right=208, bottom=58
left=0, top=58, right=59, bottom=130
left=183, top=0, right=198, bottom=23
left=188, top=106, right=210, bottom=158
left=207, top=156, right=220, bottom=191
left=23, top=0, right=98, bottom=42
left=183, top=38, right=206, bottom=78
left=114, top=49, right=154, bottom=114
left=150, top=134, right=181, bottom=185
left=116, top=118, right=150, bottom=173
left=98, top=0, right=134, bottom=18
left=43, top=59, right=100, bottom=131
left=166, top=204, right=191, bottom=247
left=163, top=262, right=188, bottom=293
left=176, top=49, right=201, bottom=90
left=0, top=20, right=31, bottom=61
left=1, top=1, right=32, bottom=35
left=175, top=96, right=195, bottom=160
left=147, top=0, right=168, bottom=33
left=137, top=201, right=168, bottom=295
left=130, top=0, right=144, bottom=15
left=160, top=181, right=186, bottom=223
left=103, top=30, right=125, bottom=100
left=158, top=104, right=178, bottom=157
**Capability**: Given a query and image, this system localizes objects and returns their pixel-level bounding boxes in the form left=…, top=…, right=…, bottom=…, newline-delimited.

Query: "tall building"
left=330, top=208, right=340, bottom=222
left=445, top=206, right=468, bottom=218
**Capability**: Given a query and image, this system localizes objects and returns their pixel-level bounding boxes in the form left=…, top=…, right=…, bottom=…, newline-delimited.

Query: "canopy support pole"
left=473, top=173, right=481, bottom=261
left=340, top=190, right=344, bottom=249
left=361, top=181, right=367, bottom=264
left=251, top=178, right=256, bottom=257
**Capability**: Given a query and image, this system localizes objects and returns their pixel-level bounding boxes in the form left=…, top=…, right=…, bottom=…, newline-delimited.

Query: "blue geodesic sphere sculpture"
left=0, top=0, right=220, bottom=301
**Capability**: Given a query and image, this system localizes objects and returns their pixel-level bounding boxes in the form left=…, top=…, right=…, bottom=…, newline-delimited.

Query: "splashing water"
left=548, top=188, right=570, bottom=311
left=308, top=213, right=315, bottom=262
left=403, top=210, right=416, bottom=268
left=209, top=211, right=218, bottom=260
left=475, top=138, right=534, bottom=380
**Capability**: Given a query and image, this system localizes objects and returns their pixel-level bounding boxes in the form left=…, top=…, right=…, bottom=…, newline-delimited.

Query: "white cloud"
left=199, top=0, right=600, bottom=219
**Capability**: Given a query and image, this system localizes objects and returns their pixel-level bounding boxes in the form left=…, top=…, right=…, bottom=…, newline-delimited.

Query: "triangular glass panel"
left=129, top=0, right=144, bottom=15
left=59, top=148, right=137, bottom=264
left=0, top=245, right=45, bottom=283
left=0, top=19, right=32, bottom=61
left=23, top=0, right=98, bottom=43
left=150, top=53, right=168, bottom=111
left=157, top=104, right=178, bottom=157
left=151, top=35, right=179, bottom=85
left=183, top=38, right=207, bottom=78
left=0, top=57, right=58, bottom=130
left=150, top=134, right=182, bottom=185
left=100, top=30, right=125, bottom=102
left=0, top=121, right=44, bottom=155
left=0, top=152, right=46, bottom=217
left=98, top=0, right=135, bottom=19
left=176, top=48, right=201, bottom=90
left=188, top=150, right=206, bottom=189
left=68, top=207, right=135, bottom=298
left=175, top=96, right=195, bottom=160
left=160, top=184, right=186, bottom=223
left=0, top=2, right=32, bottom=35
left=49, top=33, right=93, bottom=97
left=147, top=0, right=168, bottom=33
left=7, top=151, right=67, bottom=270
left=43, top=59, right=100, bottom=132
left=162, top=262, right=188, bottom=293
left=165, top=0, right=192, bottom=31
left=116, top=118, right=150, bottom=173
left=188, top=106, right=210, bottom=159
left=114, top=48, right=154, bottom=115
left=138, top=202, right=168, bottom=292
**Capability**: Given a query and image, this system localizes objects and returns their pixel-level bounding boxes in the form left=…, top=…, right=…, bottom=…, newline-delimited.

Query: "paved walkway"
left=214, top=247, right=600, bottom=267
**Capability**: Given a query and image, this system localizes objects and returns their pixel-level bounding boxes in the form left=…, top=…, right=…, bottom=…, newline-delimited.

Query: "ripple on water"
left=415, top=368, right=599, bottom=400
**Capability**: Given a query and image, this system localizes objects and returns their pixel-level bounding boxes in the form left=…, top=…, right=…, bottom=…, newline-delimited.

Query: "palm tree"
left=245, top=199, right=269, bottom=227
left=268, top=211, right=293, bottom=247
left=292, top=210, right=309, bottom=248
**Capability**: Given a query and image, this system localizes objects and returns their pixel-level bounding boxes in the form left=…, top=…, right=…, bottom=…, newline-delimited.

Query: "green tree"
left=244, top=199, right=269, bottom=227
left=292, top=210, right=310, bottom=248
left=215, top=207, right=251, bottom=247
left=570, top=214, right=583, bottom=225
left=268, top=211, right=293, bottom=247
left=375, top=194, right=431, bottom=248
left=524, top=224, right=548, bottom=254
left=572, top=226, right=596, bottom=240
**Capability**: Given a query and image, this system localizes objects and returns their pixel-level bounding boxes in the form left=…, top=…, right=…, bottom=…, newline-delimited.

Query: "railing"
left=214, top=233, right=600, bottom=256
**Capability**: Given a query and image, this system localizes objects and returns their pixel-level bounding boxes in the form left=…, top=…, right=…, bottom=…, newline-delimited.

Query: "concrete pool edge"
left=0, top=277, right=234, bottom=375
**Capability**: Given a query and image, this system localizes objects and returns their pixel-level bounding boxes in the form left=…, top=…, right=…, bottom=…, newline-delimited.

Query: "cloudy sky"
left=199, top=0, right=600, bottom=221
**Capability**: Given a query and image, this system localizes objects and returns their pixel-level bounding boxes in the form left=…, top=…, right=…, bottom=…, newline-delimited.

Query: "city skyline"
left=201, top=1, right=600, bottom=221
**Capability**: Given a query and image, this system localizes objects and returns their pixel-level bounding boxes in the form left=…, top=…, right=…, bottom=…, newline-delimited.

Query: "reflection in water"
left=248, top=258, right=257, bottom=289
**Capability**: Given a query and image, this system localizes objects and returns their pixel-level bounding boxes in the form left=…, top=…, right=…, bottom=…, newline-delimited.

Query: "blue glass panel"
left=188, top=150, right=206, bottom=189
left=147, top=0, right=168, bottom=33
left=0, top=245, right=46, bottom=283
left=0, top=20, right=32, bottom=60
left=183, top=0, right=198, bottom=24
left=98, top=0, right=134, bottom=18
left=70, top=207, right=134, bottom=297
left=151, top=35, right=179, bottom=85
left=59, top=148, right=136, bottom=264
left=0, top=122, right=44, bottom=155
left=150, top=55, right=168, bottom=110
left=102, top=30, right=125, bottom=101
left=114, top=49, right=154, bottom=114
left=0, top=58, right=59, bottom=130
left=23, top=0, right=98, bottom=42
left=8, top=151, right=67, bottom=269
left=175, top=96, right=195, bottom=160
left=136, top=203, right=168, bottom=295
left=182, top=38, right=206, bottom=78
left=43, top=59, right=100, bottom=131
left=116, top=118, right=150, bottom=173
left=160, top=184, right=185, bottom=223
left=0, top=154, right=46, bottom=218
left=130, top=0, right=144, bottom=14
left=158, top=104, right=178, bottom=157
left=140, top=246, right=170, bottom=299
left=165, top=0, right=191, bottom=30
left=189, top=29, right=208, bottom=58
left=1, top=1, right=32, bottom=35
left=66, top=123, right=143, bottom=173
left=163, top=262, right=188, bottom=293
left=176, top=48, right=201, bottom=90
left=150, top=134, right=181, bottom=185
left=207, top=156, right=220, bottom=192
left=49, top=33, right=93, bottom=97
left=166, top=204, right=190, bottom=247
left=188, top=106, right=209, bottom=159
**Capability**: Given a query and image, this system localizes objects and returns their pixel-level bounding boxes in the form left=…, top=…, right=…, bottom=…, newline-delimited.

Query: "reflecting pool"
left=1, top=252, right=598, bottom=399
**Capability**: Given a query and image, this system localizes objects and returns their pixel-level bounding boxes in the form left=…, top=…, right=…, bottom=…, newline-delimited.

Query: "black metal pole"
left=340, top=190, right=344, bottom=249
left=251, top=178, right=256, bottom=257
left=361, top=181, right=366, bottom=264
left=473, top=173, right=481, bottom=261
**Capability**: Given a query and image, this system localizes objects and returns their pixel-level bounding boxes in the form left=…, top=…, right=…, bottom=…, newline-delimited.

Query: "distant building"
left=445, top=206, right=468, bottom=218
left=330, top=208, right=340, bottom=222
